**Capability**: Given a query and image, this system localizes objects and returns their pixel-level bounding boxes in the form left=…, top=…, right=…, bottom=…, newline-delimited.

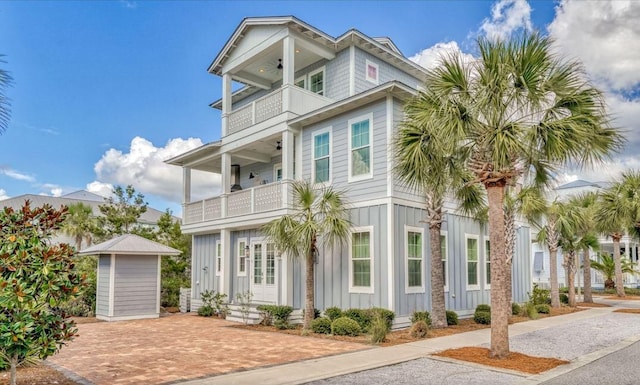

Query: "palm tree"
left=595, top=172, right=640, bottom=297
left=263, top=180, right=351, bottom=332
left=61, top=203, right=95, bottom=251
left=0, top=55, right=13, bottom=134
left=413, top=32, right=622, bottom=357
left=394, top=117, right=483, bottom=328
left=568, top=192, right=600, bottom=303
left=591, top=253, right=639, bottom=289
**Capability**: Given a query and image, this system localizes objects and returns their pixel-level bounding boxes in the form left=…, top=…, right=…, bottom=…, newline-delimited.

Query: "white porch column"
left=294, top=132, right=302, bottom=180
left=221, top=153, right=231, bottom=218
left=281, top=251, right=292, bottom=306
left=281, top=130, right=295, bottom=180
left=221, top=229, right=231, bottom=297
left=221, top=73, right=232, bottom=136
left=282, top=36, right=295, bottom=113
left=183, top=167, right=191, bottom=204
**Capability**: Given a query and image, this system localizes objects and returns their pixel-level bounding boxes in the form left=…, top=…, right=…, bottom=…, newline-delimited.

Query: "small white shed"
left=78, top=234, right=180, bottom=322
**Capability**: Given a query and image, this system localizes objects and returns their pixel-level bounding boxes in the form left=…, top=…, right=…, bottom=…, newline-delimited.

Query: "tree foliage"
left=0, top=55, right=12, bottom=134
left=95, top=185, right=148, bottom=241
left=61, top=202, right=95, bottom=251
left=0, top=202, right=85, bottom=385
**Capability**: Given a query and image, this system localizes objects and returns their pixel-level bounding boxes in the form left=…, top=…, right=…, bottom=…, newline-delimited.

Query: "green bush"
left=197, top=305, right=214, bottom=317
left=473, top=311, right=491, bottom=325
left=535, top=304, right=551, bottom=314
left=369, top=314, right=390, bottom=344
left=344, top=308, right=372, bottom=331
left=529, top=283, right=551, bottom=305
left=522, top=302, right=538, bottom=319
left=559, top=286, right=569, bottom=294
left=446, top=310, right=459, bottom=326
left=410, top=311, right=432, bottom=327
left=331, top=317, right=361, bottom=336
left=475, top=304, right=491, bottom=313
left=311, top=317, right=332, bottom=334
left=512, top=302, right=522, bottom=316
left=325, top=307, right=343, bottom=321
left=257, top=305, right=294, bottom=328
left=410, top=320, right=429, bottom=338
left=560, top=293, right=569, bottom=305
left=370, top=308, right=395, bottom=329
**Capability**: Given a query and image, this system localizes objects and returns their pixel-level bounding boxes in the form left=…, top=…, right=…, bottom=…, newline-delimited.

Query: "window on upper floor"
left=274, top=163, right=282, bottom=182
left=350, top=226, right=374, bottom=293
left=313, top=130, right=331, bottom=184
left=348, top=114, right=373, bottom=182
left=365, top=60, right=379, bottom=84
left=309, top=68, right=325, bottom=95
left=405, top=226, right=424, bottom=293
left=295, top=76, right=306, bottom=89
left=466, top=235, right=479, bottom=290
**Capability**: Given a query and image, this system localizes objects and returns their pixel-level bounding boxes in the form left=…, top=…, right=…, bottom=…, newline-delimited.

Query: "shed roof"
left=77, top=234, right=181, bottom=256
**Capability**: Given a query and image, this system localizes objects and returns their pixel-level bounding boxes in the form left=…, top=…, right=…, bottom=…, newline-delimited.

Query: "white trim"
left=308, top=66, right=325, bottom=96
left=108, top=254, right=115, bottom=317
left=441, top=230, right=449, bottom=292
left=215, top=240, right=222, bottom=277
left=96, top=313, right=159, bottom=322
left=311, top=127, right=332, bottom=185
left=295, top=75, right=306, bottom=89
left=349, top=226, right=375, bottom=294
left=386, top=96, right=394, bottom=197
left=365, top=59, right=379, bottom=85
left=465, top=234, right=480, bottom=291
left=386, top=202, right=394, bottom=309
left=484, top=238, right=491, bottom=289
left=273, top=163, right=282, bottom=182
left=237, top=237, right=248, bottom=276
left=156, top=255, right=162, bottom=313
left=347, top=112, right=374, bottom=183
left=405, top=225, right=425, bottom=294
left=349, top=45, right=355, bottom=96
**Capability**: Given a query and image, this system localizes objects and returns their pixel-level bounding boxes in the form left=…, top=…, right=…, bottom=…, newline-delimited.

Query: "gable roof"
left=77, top=233, right=180, bottom=256
left=555, top=180, right=603, bottom=190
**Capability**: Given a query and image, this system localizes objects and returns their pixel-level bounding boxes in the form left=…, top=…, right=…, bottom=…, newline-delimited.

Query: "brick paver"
left=48, top=314, right=370, bottom=385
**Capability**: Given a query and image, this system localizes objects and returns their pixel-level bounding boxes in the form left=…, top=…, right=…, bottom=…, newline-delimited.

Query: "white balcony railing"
left=183, top=181, right=291, bottom=225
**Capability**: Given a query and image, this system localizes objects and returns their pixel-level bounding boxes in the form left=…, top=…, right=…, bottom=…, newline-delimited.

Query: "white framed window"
left=273, top=163, right=282, bottom=182
left=215, top=240, right=222, bottom=276
left=485, top=239, right=491, bottom=288
left=365, top=60, right=379, bottom=84
left=405, top=226, right=424, bottom=293
left=237, top=238, right=247, bottom=276
left=308, top=67, right=325, bottom=95
left=348, top=113, right=373, bottom=182
left=441, top=231, right=449, bottom=292
left=465, top=234, right=480, bottom=290
left=312, top=129, right=331, bottom=184
left=349, top=226, right=374, bottom=294
left=295, top=75, right=306, bottom=89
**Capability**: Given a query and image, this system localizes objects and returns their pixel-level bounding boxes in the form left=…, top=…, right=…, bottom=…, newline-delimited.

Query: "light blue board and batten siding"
left=112, top=255, right=158, bottom=316
left=96, top=256, right=110, bottom=315
left=191, top=234, right=219, bottom=307
left=301, top=99, right=390, bottom=203
left=314, top=205, right=389, bottom=311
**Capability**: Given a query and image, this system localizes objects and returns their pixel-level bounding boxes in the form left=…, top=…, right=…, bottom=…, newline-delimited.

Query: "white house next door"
left=251, top=241, right=277, bottom=303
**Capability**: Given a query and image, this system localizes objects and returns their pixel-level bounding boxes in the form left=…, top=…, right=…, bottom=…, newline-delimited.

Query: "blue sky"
left=0, top=1, right=638, bottom=214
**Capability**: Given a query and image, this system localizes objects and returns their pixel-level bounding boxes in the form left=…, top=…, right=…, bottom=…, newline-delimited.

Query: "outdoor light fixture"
left=277, top=58, right=283, bottom=70
left=245, top=245, right=250, bottom=257
left=249, top=171, right=256, bottom=179
left=276, top=141, right=282, bottom=150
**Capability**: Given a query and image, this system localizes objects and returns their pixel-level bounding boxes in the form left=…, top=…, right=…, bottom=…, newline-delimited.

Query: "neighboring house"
left=531, top=180, right=639, bottom=289
left=166, top=16, right=532, bottom=325
left=0, top=190, right=173, bottom=248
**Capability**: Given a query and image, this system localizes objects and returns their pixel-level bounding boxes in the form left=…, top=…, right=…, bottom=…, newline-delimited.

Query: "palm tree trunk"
left=566, top=251, right=576, bottom=307
left=486, top=182, right=509, bottom=358
left=303, top=243, right=316, bottom=331
left=583, top=248, right=593, bottom=303
left=505, top=210, right=515, bottom=307
left=549, top=245, right=560, bottom=308
left=430, top=224, right=447, bottom=329
left=613, top=234, right=625, bottom=297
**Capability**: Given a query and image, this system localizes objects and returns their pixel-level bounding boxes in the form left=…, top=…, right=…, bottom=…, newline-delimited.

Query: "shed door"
left=250, top=241, right=277, bottom=303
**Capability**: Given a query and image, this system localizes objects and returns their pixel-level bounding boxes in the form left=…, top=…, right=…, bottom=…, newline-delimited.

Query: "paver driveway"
left=48, top=313, right=370, bottom=385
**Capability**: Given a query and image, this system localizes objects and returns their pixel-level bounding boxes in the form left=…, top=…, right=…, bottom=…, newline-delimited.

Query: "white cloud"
left=0, top=189, right=9, bottom=200
left=90, top=136, right=219, bottom=204
left=0, top=167, right=36, bottom=182
left=480, top=0, right=532, bottom=41
left=563, top=156, right=640, bottom=184
left=409, top=41, right=475, bottom=70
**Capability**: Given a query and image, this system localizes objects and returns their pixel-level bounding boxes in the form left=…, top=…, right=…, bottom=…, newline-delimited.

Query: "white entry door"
left=251, top=241, right=277, bottom=303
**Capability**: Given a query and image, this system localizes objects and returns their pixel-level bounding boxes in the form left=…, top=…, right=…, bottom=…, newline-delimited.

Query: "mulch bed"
left=433, top=346, right=569, bottom=374
left=577, top=301, right=611, bottom=307
left=614, top=308, right=640, bottom=314
left=606, top=296, right=640, bottom=300
left=0, top=364, right=80, bottom=385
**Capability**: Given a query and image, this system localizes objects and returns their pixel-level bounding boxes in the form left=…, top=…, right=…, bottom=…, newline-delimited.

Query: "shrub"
left=199, top=290, right=229, bottom=318
left=410, top=311, right=432, bottom=327
left=344, top=308, right=372, bottom=331
left=410, top=320, right=429, bottom=338
left=197, top=305, right=214, bottom=317
left=311, top=317, right=332, bottom=334
left=559, top=286, right=569, bottom=294
left=331, top=317, right=361, bottom=336
left=475, top=304, right=491, bottom=313
left=370, top=308, right=395, bottom=329
left=325, top=307, right=343, bottom=321
left=473, top=311, right=491, bottom=325
left=512, top=302, right=522, bottom=316
left=257, top=305, right=294, bottom=328
left=560, top=293, right=569, bottom=305
left=535, top=304, right=551, bottom=314
left=446, top=310, right=458, bottom=326
left=369, top=314, right=390, bottom=344
left=522, top=302, right=538, bottom=319
left=529, top=283, right=551, bottom=305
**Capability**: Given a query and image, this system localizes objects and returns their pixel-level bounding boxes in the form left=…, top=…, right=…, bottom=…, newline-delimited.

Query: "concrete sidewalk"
left=181, top=305, right=631, bottom=385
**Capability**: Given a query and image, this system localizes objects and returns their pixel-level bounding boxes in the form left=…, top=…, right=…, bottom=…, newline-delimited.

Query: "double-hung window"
left=485, top=239, right=491, bottom=287
left=313, top=130, right=331, bottom=183
left=406, top=226, right=424, bottom=293
left=350, top=226, right=374, bottom=293
left=466, top=235, right=479, bottom=289
left=309, top=68, right=324, bottom=95
left=215, top=240, right=222, bottom=276
left=348, top=114, right=373, bottom=181
left=237, top=238, right=247, bottom=276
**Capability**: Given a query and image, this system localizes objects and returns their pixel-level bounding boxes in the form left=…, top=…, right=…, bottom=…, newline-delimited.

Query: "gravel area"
left=309, top=358, right=523, bottom=385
